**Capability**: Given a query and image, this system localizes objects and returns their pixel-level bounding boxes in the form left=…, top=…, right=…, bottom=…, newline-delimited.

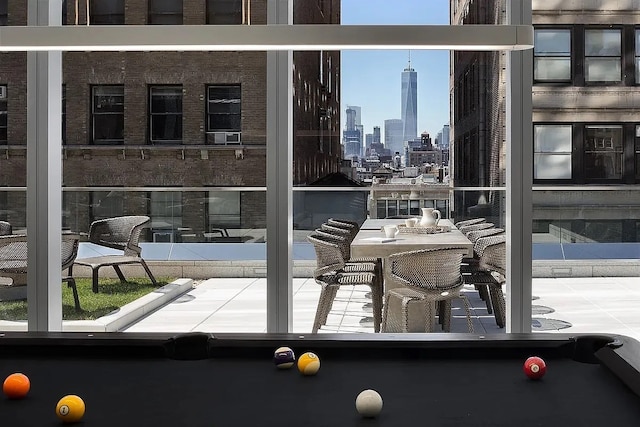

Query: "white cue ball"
left=355, top=389, right=383, bottom=418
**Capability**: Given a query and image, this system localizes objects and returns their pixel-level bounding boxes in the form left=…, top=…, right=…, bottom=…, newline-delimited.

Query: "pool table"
left=0, top=332, right=639, bottom=426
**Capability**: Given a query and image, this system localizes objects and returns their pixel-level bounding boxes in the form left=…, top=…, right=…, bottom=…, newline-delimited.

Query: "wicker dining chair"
left=307, top=234, right=383, bottom=333
left=454, top=217, right=485, bottom=228
left=381, top=246, right=474, bottom=333
left=318, top=223, right=382, bottom=275
left=458, top=222, right=495, bottom=236
left=71, top=215, right=157, bottom=293
left=463, top=234, right=506, bottom=327
left=312, top=229, right=380, bottom=283
left=461, top=228, right=504, bottom=309
left=0, top=221, right=12, bottom=236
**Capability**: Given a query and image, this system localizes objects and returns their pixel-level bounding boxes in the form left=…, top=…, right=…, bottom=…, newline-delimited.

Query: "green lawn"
left=0, top=277, right=173, bottom=321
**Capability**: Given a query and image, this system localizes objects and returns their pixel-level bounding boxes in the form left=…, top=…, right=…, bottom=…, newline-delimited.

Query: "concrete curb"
left=0, top=278, right=194, bottom=332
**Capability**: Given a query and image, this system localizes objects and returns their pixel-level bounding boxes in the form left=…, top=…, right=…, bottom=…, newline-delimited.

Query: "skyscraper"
left=401, top=57, right=418, bottom=142
left=384, top=119, right=404, bottom=156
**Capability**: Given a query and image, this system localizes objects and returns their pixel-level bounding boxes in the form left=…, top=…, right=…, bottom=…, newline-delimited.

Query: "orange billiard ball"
left=3, top=373, right=30, bottom=399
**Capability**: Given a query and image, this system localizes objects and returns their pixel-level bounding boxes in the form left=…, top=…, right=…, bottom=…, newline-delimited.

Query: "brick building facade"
left=0, top=0, right=341, bottom=241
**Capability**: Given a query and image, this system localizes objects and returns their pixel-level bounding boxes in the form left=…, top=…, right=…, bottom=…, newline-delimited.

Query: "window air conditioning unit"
left=212, top=131, right=241, bottom=145
left=0, top=87, right=6, bottom=99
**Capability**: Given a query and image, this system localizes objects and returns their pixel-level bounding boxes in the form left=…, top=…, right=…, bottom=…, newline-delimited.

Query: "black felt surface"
left=1, top=346, right=640, bottom=427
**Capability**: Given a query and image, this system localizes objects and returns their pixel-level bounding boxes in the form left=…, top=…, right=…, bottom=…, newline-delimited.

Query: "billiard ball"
left=355, top=389, right=383, bottom=418
left=3, top=373, right=30, bottom=399
left=274, top=346, right=296, bottom=369
left=56, top=395, right=86, bottom=423
left=297, top=351, right=320, bottom=375
left=524, top=356, right=547, bottom=380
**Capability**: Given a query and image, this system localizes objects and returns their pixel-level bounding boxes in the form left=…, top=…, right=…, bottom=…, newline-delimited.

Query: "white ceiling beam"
left=0, top=24, right=533, bottom=51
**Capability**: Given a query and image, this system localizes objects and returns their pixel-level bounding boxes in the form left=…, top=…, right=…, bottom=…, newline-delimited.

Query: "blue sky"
left=341, top=0, right=450, bottom=141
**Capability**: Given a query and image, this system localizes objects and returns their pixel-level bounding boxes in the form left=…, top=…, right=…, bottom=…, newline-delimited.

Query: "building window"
left=635, top=125, right=640, bottom=179
left=534, top=125, right=572, bottom=180
left=150, top=191, right=182, bottom=242
left=206, top=0, right=242, bottom=25
left=0, top=1, right=8, bottom=25
left=149, top=0, right=183, bottom=25
left=62, top=85, right=66, bottom=144
left=92, top=85, right=124, bottom=145
left=207, top=85, right=241, bottom=132
left=636, top=29, right=640, bottom=84
left=89, top=0, right=125, bottom=25
left=149, top=86, right=182, bottom=144
left=584, top=125, right=623, bottom=180
left=585, top=29, right=621, bottom=83
left=534, top=29, right=571, bottom=82
left=0, top=85, right=6, bottom=144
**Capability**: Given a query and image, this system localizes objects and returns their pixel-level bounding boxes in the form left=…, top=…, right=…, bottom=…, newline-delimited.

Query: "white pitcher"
left=419, top=207, right=441, bottom=227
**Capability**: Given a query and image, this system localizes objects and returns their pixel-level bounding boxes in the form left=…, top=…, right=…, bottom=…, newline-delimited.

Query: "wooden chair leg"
left=140, top=259, right=158, bottom=285
left=113, top=265, right=127, bottom=283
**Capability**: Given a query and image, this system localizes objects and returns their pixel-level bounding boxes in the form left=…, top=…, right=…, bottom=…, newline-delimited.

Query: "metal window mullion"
left=506, top=0, right=533, bottom=333
left=266, top=0, right=292, bottom=333
left=26, top=0, right=63, bottom=332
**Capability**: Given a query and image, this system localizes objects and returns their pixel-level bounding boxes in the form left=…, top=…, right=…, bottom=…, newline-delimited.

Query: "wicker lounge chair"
left=307, top=233, right=383, bottom=333
left=381, top=246, right=474, bottom=333
left=72, top=215, right=157, bottom=293
left=0, top=233, right=82, bottom=310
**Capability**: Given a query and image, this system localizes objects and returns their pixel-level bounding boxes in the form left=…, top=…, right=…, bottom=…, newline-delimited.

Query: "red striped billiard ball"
left=524, top=356, right=546, bottom=379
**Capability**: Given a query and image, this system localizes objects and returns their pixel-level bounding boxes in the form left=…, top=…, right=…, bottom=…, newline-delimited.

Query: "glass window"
left=0, top=85, right=6, bottom=144
left=0, top=1, right=7, bottom=25
left=534, top=125, right=572, bottom=180
left=89, top=0, right=125, bottom=25
left=150, top=191, right=183, bottom=242
left=90, top=191, right=124, bottom=221
left=62, top=85, right=66, bottom=144
left=149, top=86, right=183, bottom=144
left=206, top=0, right=242, bottom=25
left=534, top=29, right=571, bottom=82
left=149, top=0, right=183, bottom=25
left=584, top=125, right=623, bottom=180
left=207, top=85, right=241, bottom=132
left=92, top=85, right=124, bottom=145
left=636, top=30, right=640, bottom=84
left=208, top=191, right=241, bottom=234
left=585, top=29, right=621, bottom=82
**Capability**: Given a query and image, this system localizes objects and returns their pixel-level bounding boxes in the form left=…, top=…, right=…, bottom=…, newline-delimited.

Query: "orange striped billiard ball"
left=3, top=373, right=30, bottom=399
left=297, top=352, right=320, bottom=375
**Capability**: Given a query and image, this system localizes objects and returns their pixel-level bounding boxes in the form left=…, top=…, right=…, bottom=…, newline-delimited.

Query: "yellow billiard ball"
left=56, top=395, right=85, bottom=423
left=297, top=351, right=320, bottom=375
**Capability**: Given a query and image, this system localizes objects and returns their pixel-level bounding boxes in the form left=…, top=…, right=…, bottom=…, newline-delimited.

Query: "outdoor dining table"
left=351, top=218, right=474, bottom=332
left=352, top=218, right=473, bottom=262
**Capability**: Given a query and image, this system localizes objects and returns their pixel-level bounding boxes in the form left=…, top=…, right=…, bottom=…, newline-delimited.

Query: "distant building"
left=401, top=60, right=418, bottom=142
left=384, top=119, right=404, bottom=157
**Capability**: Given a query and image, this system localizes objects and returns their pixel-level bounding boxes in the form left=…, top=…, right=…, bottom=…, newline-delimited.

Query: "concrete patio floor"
left=124, top=276, right=640, bottom=341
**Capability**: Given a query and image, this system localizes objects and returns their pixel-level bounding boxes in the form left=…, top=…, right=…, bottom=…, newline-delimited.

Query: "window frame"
left=635, top=28, right=640, bottom=85
left=206, top=0, right=243, bottom=25
left=0, top=85, right=7, bottom=145
left=91, top=85, right=125, bottom=145
left=148, top=0, right=183, bottom=25
left=584, top=27, right=623, bottom=84
left=583, top=125, right=625, bottom=181
left=533, top=28, right=572, bottom=84
left=533, top=124, right=573, bottom=182
left=149, top=85, right=183, bottom=145
left=89, top=0, right=125, bottom=25
left=206, top=84, right=242, bottom=133
left=0, top=1, right=8, bottom=26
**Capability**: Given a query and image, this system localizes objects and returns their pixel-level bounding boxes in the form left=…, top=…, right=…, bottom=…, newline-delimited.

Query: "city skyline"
left=341, top=0, right=450, bottom=144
